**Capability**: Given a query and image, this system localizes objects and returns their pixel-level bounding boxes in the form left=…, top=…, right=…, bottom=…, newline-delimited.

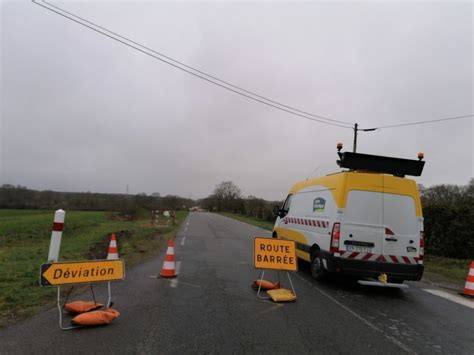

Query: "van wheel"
left=310, top=250, right=326, bottom=281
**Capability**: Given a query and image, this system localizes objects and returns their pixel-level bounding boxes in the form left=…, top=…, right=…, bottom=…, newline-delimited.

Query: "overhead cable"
left=362, top=114, right=474, bottom=130
left=32, top=0, right=353, bottom=129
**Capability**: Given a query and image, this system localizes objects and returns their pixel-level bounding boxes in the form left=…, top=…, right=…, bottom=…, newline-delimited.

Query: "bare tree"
left=213, top=181, right=242, bottom=212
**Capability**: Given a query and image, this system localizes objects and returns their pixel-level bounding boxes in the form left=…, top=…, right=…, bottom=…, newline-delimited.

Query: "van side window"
left=281, top=195, right=293, bottom=217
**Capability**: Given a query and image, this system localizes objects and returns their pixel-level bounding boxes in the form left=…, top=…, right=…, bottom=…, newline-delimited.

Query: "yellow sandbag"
left=64, top=301, right=103, bottom=314
left=267, top=288, right=297, bottom=302
left=71, top=308, right=120, bottom=326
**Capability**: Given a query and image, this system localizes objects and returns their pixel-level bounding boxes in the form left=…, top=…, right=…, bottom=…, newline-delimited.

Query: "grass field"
left=0, top=209, right=187, bottom=327
left=221, top=212, right=470, bottom=287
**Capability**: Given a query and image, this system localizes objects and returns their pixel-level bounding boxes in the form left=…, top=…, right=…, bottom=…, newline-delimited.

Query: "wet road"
left=0, top=212, right=473, bottom=354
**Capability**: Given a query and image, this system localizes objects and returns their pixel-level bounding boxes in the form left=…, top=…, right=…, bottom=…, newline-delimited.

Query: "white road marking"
left=294, top=273, right=415, bottom=354
left=186, top=222, right=189, bottom=226
left=423, top=289, right=474, bottom=309
left=184, top=227, right=188, bottom=232
left=181, top=236, right=186, bottom=246
left=170, top=261, right=181, bottom=288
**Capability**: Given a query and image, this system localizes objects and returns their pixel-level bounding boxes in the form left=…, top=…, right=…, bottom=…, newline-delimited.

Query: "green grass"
left=0, top=209, right=188, bottom=327
left=219, top=212, right=275, bottom=231
left=423, top=255, right=471, bottom=287
left=220, top=212, right=470, bottom=287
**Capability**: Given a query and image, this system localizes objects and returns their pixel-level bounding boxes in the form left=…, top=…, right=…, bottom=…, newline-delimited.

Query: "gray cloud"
left=1, top=1, right=472, bottom=200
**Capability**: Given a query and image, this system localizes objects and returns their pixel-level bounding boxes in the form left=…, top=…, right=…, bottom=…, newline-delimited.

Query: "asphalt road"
left=1, top=212, right=473, bottom=354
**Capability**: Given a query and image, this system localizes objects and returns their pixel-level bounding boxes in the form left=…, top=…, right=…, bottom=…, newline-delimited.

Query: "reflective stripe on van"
left=339, top=251, right=418, bottom=264
left=283, top=217, right=329, bottom=229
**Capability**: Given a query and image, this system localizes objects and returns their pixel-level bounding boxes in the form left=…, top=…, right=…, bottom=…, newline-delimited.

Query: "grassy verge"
left=422, top=255, right=470, bottom=288
left=0, top=209, right=187, bottom=327
left=219, top=212, right=275, bottom=231
left=220, top=212, right=470, bottom=287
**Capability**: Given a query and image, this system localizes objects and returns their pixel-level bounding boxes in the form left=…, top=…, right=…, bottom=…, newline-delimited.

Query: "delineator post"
left=47, top=209, right=65, bottom=262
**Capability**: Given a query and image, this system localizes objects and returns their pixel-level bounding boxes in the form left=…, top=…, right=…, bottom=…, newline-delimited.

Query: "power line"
left=42, top=0, right=352, bottom=127
left=32, top=0, right=353, bottom=129
left=32, top=1, right=474, bottom=133
left=363, top=114, right=474, bottom=130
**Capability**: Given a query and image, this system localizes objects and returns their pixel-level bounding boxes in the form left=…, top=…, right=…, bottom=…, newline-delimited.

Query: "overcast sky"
left=1, top=1, right=472, bottom=200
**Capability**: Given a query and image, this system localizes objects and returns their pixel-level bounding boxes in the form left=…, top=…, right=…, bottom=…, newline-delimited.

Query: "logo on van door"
left=313, top=198, right=326, bottom=212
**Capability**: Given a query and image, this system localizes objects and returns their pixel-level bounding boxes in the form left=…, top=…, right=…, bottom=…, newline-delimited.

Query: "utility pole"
left=353, top=123, right=358, bottom=153
left=352, top=123, right=376, bottom=153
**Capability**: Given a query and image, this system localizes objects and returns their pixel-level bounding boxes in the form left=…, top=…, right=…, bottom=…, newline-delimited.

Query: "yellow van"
left=273, top=147, right=425, bottom=284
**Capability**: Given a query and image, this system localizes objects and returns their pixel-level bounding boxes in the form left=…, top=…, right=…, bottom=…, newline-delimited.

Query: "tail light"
left=330, top=223, right=341, bottom=253
left=419, top=231, right=425, bottom=261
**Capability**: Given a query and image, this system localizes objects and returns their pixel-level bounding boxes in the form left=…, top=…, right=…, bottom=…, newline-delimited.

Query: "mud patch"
left=87, top=230, right=131, bottom=259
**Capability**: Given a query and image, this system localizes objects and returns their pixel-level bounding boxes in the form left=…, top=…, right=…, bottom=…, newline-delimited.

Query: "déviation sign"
left=40, top=259, right=125, bottom=287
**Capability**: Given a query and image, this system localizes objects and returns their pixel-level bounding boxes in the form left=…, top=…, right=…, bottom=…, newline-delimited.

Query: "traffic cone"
left=461, top=261, right=474, bottom=298
left=107, top=233, right=119, bottom=260
left=159, top=239, right=177, bottom=278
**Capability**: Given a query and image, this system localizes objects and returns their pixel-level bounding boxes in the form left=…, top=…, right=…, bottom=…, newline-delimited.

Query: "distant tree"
left=162, top=195, right=180, bottom=210
left=213, top=181, right=241, bottom=212
left=246, top=195, right=265, bottom=218
left=199, top=194, right=217, bottom=212
left=214, top=181, right=241, bottom=200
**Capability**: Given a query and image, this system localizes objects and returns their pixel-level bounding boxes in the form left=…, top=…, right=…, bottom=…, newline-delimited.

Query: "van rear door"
left=340, top=190, right=383, bottom=259
left=381, top=189, right=420, bottom=264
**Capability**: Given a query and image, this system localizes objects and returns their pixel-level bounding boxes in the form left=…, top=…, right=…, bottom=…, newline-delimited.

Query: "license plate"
left=346, top=245, right=373, bottom=253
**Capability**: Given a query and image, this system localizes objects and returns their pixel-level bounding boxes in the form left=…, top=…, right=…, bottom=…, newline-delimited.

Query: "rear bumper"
left=320, top=251, right=424, bottom=281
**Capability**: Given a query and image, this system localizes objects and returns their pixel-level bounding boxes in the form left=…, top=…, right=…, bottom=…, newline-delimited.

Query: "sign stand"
left=56, top=286, right=80, bottom=330
left=256, top=270, right=271, bottom=300
left=42, top=210, right=125, bottom=330
left=253, top=237, right=298, bottom=302
left=56, top=282, right=114, bottom=331
left=256, top=270, right=297, bottom=300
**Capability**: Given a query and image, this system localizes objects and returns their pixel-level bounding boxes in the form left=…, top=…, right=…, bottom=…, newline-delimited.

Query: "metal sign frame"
left=253, top=237, right=298, bottom=301
left=56, top=282, right=113, bottom=330
left=255, top=270, right=297, bottom=300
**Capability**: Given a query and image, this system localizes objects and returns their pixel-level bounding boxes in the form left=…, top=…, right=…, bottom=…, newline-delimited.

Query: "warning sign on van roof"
left=254, top=237, right=297, bottom=271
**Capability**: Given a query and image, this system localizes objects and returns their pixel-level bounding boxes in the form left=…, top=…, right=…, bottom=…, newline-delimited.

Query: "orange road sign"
left=254, top=237, right=297, bottom=271
left=40, top=259, right=125, bottom=287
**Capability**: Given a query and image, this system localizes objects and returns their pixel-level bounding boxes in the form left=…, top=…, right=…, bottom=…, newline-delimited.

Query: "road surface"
left=0, top=212, right=473, bottom=354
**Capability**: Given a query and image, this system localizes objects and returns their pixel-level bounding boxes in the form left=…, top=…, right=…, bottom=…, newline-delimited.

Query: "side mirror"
left=273, top=205, right=281, bottom=217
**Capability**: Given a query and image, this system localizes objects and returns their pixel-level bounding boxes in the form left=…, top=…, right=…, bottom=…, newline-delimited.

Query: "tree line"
left=0, top=184, right=193, bottom=216
left=198, top=181, right=281, bottom=222
left=421, top=180, right=473, bottom=259
left=1, top=179, right=472, bottom=259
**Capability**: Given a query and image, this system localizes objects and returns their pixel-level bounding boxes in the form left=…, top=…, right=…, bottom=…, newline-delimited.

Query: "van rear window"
left=345, top=191, right=418, bottom=235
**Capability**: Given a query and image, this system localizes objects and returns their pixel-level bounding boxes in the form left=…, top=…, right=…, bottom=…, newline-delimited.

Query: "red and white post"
left=47, top=209, right=65, bottom=262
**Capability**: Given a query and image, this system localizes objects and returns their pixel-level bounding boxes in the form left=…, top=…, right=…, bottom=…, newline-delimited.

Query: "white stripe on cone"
left=464, top=281, right=474, bottom=290
left=107, top=252, right=119, bottom=260
left=162, top=261, right=175, bottom=270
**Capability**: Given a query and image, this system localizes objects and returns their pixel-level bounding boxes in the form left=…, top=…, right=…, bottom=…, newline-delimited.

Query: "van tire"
left=310, top=250, right=326, bottom=281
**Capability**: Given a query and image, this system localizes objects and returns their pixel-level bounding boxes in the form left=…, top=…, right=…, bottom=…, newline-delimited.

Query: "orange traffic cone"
left=461, top=261, right=474, bottom=298
left=107, top=233, right=119, bottom=260
left=160, top=239, right=177, bottom=278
